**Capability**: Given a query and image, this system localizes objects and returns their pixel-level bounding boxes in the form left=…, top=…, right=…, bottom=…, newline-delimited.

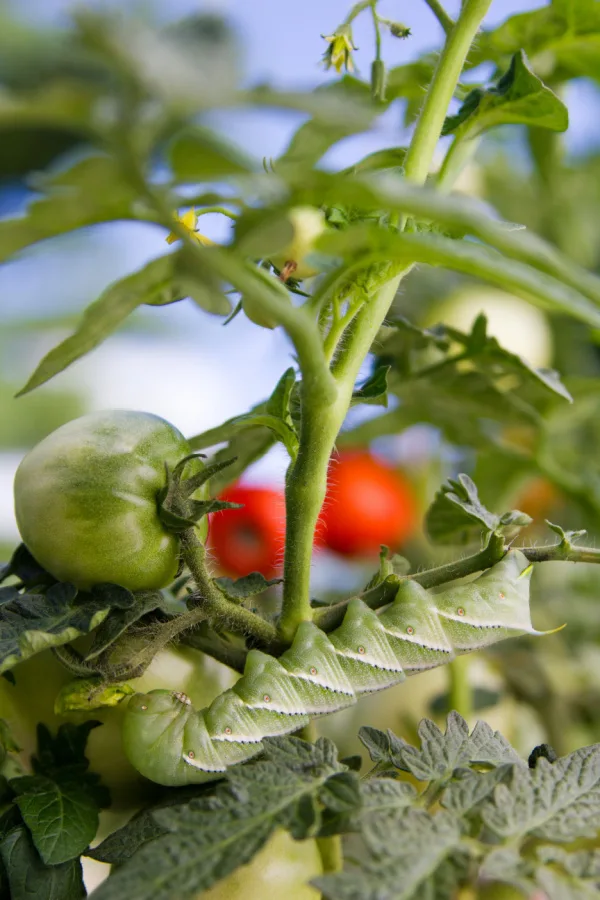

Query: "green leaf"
left=443, top=51, right=568, bottom=139
left=18, top=255, right=177, bottom=395
left=53, top=679, right=135, bottom=715
left=350, top=366, right=389, bottom=407
left=76, top=11, right=239, bottom=113
left=342, top=147, right=407, bottom=176
left=89, top=737, right=345, bottom=900
left=0, top=827, right=85, bottom=900
left=481, top=743, right=600, bottom=841
left=315, top=809, right=462, bottom=900
left=441, top=765, right=513, bottom=817
left=189, top=370, right=299, bottom=488
left=277, top=80, right=380, bottom=177
left=265, top=367, right=296, bottom=427
left=0, top=583, right=112, bottom=674
left=318, top=225, right=600, bottom=329
left=84, top=590, right=164, bottom=660
left=0, top=155, right=138, bottom=263
left=360, top=713, right=523, bottom=782
left=11, top=772, right=103, bottom=865
left=214, top=573, right=282, bottom=602
left=169, top=126, right=255, bottom=180
left=425, top=474, right=500, bottom=545
left=469, top=0, right=600, bottom=83
left=171, top=246, right=232, bottom=316
left=86, top=807, right=167, bottom=866
left=536, top=864, right=600, bottom=900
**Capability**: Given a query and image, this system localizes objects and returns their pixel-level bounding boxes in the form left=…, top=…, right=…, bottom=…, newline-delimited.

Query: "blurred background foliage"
left=2, top=0, right=600, bottom=770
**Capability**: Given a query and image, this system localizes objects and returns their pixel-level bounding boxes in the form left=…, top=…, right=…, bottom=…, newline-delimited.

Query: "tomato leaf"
left=0, top=583, right=111, bottom=674
left=350, top=366, right=389, bottom=408
left=482, top=743, right=600, bottom=841
left=17, top=255, right=180, bottom=396
left=88, top=736, right=347, bottom=900
left=169, top=126, right=256, bottom=180
left=442, top=50, right=568, bottom=139
left=11, top=773, right=103, bottom=865
left=214, top=572, right=283, bottom=601
left=0, top=827, right=85, bottom=900
left=0, top=156, right=138, bottom=264
left=469, top=0, right=600, bottom=83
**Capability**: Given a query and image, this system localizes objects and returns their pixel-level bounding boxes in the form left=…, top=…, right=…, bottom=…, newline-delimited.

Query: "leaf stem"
left=180, top=529, right=281, bottom=648
left=317, top=835, right=344, bottom=874
left=422, top=0, right=455, bottom=35
left=448, top=655, right=472, bottom=721
left=403, top=0, right=492, bottom=188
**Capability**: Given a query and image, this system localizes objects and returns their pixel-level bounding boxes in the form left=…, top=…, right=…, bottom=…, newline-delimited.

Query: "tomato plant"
left=319, top=451, right=417, bottom=557
left=2, top=2, right=600, bottom=899
left=209, top=484, right=286, bottom=578
left=13, top=410, right=202, bottom=592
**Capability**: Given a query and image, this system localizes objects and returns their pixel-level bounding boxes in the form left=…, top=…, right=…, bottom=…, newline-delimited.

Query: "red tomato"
left=320, top=451, right=417, bottom=557
left=209, top=485, right=286, bottom=578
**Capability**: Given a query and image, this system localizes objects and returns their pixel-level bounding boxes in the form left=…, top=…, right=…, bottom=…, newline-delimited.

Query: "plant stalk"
left=279, top=0, right=492, bottom=642
left=180, top=529, right=281, bottom=648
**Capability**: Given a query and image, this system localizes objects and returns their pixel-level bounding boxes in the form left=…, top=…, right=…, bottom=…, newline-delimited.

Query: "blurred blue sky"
left=1, top=0, right=600, bottom=543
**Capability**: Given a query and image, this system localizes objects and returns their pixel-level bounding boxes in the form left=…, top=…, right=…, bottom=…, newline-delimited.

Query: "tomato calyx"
left=157, top=454, right=241, bottom=534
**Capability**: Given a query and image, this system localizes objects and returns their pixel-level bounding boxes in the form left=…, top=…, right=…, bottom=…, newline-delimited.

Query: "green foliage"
left=78, top=718, right=600, bottom=900
left=0, top=722, right=107, bottom=899
left=4, top=0, right=600, bottom=897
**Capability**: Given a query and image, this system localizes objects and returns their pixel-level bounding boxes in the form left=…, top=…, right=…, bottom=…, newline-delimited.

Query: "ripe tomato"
left=13, top=410, right=203, bottom=592
left=209, top=485, right=286, bottom=578
left=270, top=206, right=326, bottom=280
left=200, top=830, right=322, bottom=900
left=320, top=451, right=417, bottom=557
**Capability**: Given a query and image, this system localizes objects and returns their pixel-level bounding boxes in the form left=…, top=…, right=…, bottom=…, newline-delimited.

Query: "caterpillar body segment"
left=123, top=551, right=544, bottom=786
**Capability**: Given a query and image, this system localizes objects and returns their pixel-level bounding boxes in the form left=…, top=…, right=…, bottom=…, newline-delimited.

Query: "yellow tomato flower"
left=322, top=25, right=357, bottom=75
left=166, top=209, right=215, bottom=246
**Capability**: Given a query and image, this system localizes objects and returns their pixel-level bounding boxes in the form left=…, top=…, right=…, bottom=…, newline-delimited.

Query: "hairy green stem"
left=180, top=529, right=281, bottom=648
left=280, top=397, right=345, bottom=641
left=280, top=0, right=492, bottom=641
left=403, top=0, right=491, bottom=188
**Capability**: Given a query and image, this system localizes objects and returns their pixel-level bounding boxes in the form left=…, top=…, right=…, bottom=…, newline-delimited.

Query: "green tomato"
left=270, top=206, right=326, bottom=280
left=200, top=830, right=323, bottom=900
left=425, top=286, right=553, bottom=369
left=14, top=410, right=200, bottom=592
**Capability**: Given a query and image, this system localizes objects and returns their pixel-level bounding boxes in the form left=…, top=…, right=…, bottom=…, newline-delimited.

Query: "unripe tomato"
left=209, top=485, right=286, bottom=578
left=200, top=830, right=322, bottom=900
left=425, top=286, right=553, bottom=369
left=270, top=206, right=326, bottom=280
left=14, top=410, right=202, bottom=592
left=320, top=451, right=417, bottom=557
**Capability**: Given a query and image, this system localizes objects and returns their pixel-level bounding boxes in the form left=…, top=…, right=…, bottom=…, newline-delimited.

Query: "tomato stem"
left=448, top=655, right=473, bottom=722
left=180, top=529, right=282, bottom=648
left=280, top=0, right=492, bottom=643
left=317, top=835, right=344, bottom=874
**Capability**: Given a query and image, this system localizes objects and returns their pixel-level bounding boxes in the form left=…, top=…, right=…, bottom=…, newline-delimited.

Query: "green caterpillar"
left=122, top=551, right=545, bottom=786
